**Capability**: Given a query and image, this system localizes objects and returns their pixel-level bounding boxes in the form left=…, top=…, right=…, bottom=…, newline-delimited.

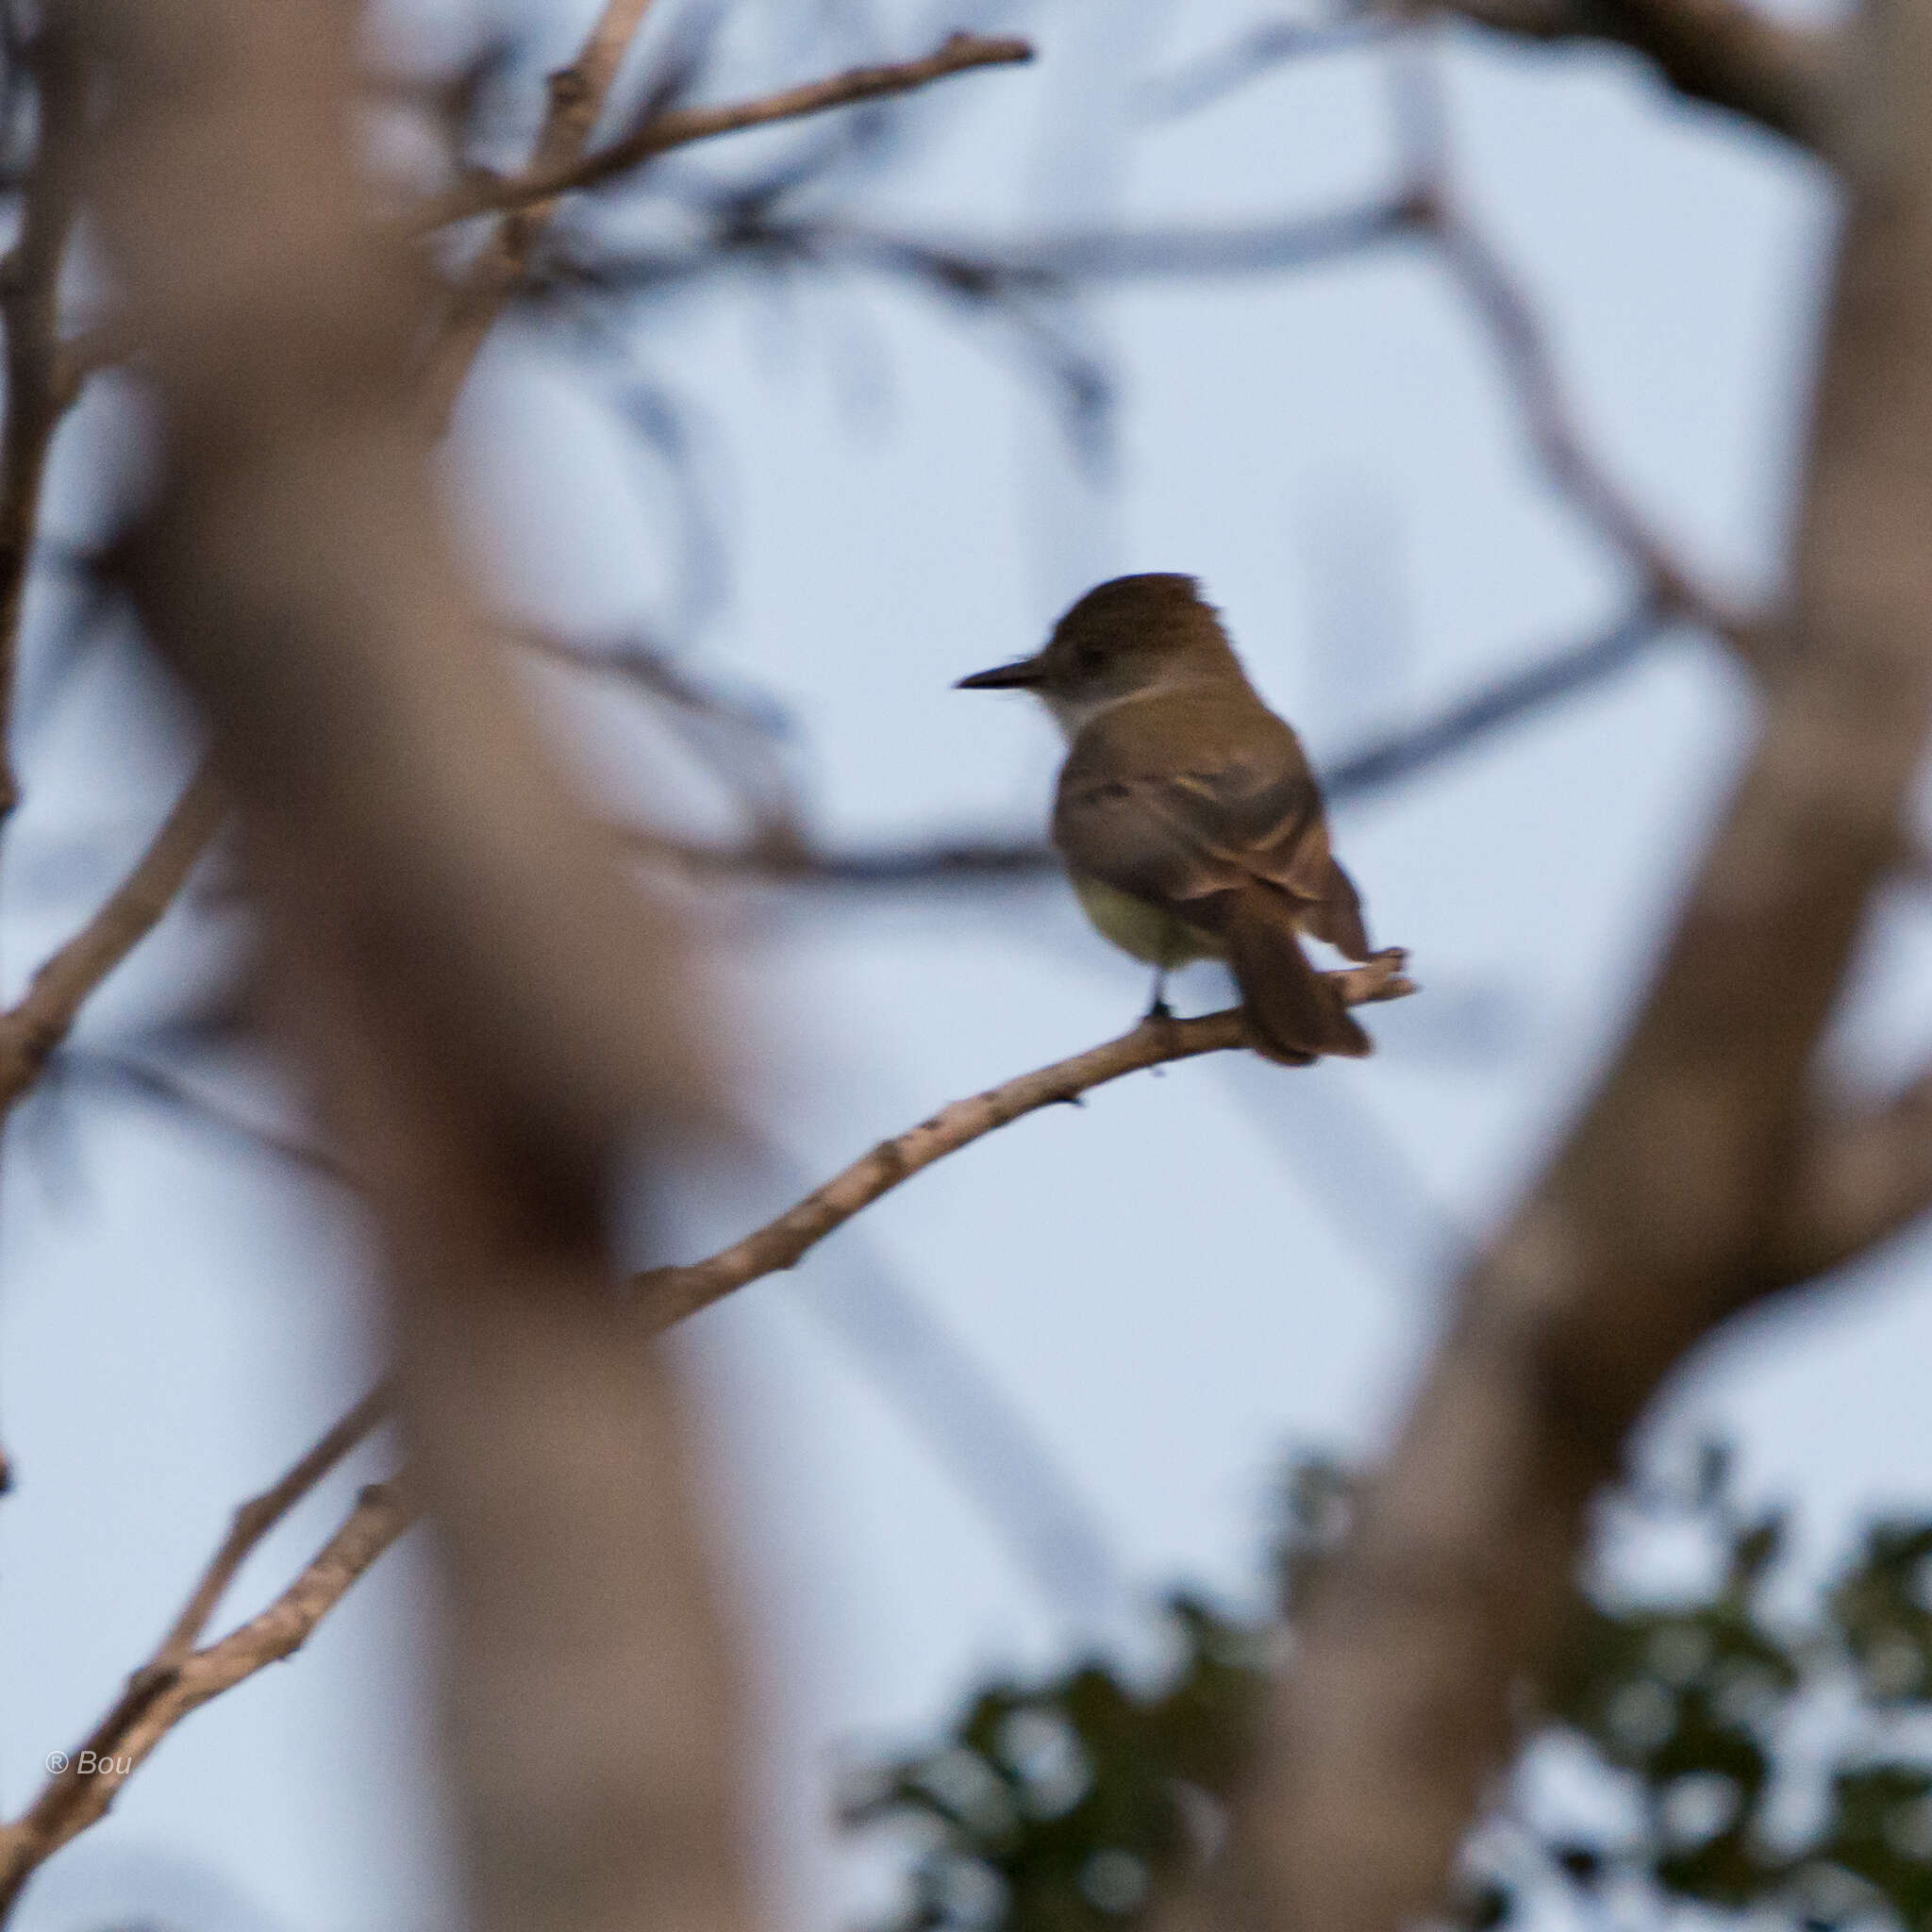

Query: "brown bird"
left=957, top=573, right=1387, bottom=1062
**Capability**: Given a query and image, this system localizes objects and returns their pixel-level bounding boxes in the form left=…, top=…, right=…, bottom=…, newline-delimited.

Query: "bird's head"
left=956, top=574, right=1244, bottom=732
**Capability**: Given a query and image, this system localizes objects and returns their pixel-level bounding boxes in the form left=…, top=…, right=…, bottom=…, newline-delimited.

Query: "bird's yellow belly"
left=1071, top=874, right=1224, bottom=969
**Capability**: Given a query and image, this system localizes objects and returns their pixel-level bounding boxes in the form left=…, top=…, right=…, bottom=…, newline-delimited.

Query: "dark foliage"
left=849, top=1450, right=1932, bottom=1932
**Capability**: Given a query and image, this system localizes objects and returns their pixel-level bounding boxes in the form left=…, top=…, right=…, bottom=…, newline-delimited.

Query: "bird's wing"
left=1051, top=694, right=1336, bottom=911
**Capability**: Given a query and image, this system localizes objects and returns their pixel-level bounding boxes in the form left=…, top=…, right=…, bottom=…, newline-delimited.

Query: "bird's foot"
left=1143, top=968, right=1174, bottom=1025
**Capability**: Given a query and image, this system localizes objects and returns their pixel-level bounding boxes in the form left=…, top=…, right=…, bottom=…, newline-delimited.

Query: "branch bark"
left=640, top=954, right=1417, bottom=1330
left=151, top=1381, right=391, bottom=1669
left=0, top=1476, right=415, bottom=1913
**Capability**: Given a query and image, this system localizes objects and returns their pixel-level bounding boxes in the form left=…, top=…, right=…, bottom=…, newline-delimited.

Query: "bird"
left=956, top=573, right=1391, bottom=1063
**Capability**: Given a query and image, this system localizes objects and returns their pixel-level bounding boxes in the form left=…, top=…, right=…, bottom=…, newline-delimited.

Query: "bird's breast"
left=1069, top=873, right=1224, bottom=968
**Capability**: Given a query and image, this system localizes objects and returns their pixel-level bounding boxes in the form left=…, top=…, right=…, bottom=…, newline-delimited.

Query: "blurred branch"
left=1757, top=1062, right=1932, bottom=1288
left=0, top=759, right=224, bottom=1112
left=0, top=1471, right=415, bottom=1912
left=522, top=622, right=806, bottom=845
left=1431, top=0, right=1842, bottom=154
left=568, top=196, right=1415, bottom=296
left=638, top=952, right=1417, bottom=1331
left=0, top=32, right=83, bottom=822
left=416, top=31, right=1034, bottom=230
left=74, top=10, right=753, bottom=1932
left=1149, top=1, right=1840, bottom=153
left=1180, top=0, right=1932, bottom=1922
left=1325, top=597, right=1665, bottom=798
left=614, top=599, right=1671, bottom=884
left=1390, top=45, right=1774, bottom=670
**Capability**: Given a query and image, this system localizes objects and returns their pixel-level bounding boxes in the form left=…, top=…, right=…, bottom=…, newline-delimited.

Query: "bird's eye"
left=1076, top=643, right=1106, bottom=672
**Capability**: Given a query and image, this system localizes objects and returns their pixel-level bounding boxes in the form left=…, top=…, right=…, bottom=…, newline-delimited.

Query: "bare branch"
left=0, top=1475, right=415, bottom=1911
left=638, top=953, right=1418, bottom=1330
left=0, top=759, right=225, bottom=1110
left=1152, top=0, right=1841, bottom=152
left=416, top=0, right=662, bottom=427
left=521, top=624, right=807, bottom=849
left=152, top=1382, right=391, bottom=1669
left=619, top=823, right=1061, bottom=883
left=415, top=32, right=1034, bottom=231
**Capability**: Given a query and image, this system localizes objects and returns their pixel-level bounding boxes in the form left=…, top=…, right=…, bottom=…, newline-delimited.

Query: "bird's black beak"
left=956, top=655, right=1047, bottom=691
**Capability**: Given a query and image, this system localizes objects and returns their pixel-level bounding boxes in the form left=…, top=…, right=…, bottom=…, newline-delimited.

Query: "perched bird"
left=957, top=573, right=1391, bottom=1062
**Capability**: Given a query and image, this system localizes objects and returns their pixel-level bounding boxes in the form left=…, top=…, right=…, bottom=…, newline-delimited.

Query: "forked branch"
left=414, top=32, right=1033, bottom=230
left=0, top=1473, right=414, bottom=1913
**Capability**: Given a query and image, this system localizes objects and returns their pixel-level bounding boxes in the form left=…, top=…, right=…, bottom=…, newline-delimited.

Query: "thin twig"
left=637, top=953, right=1417, bottom=1330
left=413, top=32, right=1033, bottom=230
left=0, top=1476, right=415, bottom=1911
left=522, top=625, right=806, bottom=848
left=152, top=1381, right=393, bottom=1668
left=0, top=759, right=225, bottom=1110
left=417, top=0, right=661, bottom=427
left=1326, top=599, right=1668, bottom=797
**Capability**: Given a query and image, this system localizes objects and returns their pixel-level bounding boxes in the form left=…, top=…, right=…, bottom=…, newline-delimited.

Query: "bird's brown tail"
left=1224, top=885, right=1372, bottom=1062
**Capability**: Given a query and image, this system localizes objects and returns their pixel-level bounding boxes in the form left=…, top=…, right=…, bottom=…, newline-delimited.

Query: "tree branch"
left=415, top=32, right=1033, bottom=231
left=151, top=1381, right=391, bottom=1669
left=1180, top=0, right=1932, bottom=1922
left=637, top=953, right=1418, bottom=1331
left=0, top=1474, right=415, bottom=1912
left=571, top=198, right=1415, bottom=297
left=2, top=956, right=1421, bottom=1882
left=0, top=759, right=225, bottom=1111
left=612, top=600, right=1670, bottom=886
left=416, top=0, right=662, bottom=428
